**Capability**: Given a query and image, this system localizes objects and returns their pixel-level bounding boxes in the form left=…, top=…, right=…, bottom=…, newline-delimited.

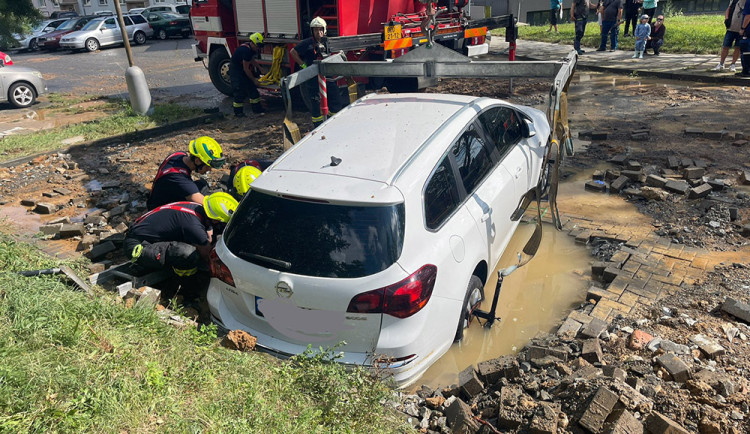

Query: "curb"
left=0, top=111, right=225, bottom=169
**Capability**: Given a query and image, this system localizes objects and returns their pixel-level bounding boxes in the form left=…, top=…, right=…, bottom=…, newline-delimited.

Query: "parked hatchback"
left=60, top=15, right=152, bottom=52
left=12, top=18, right=68, bottom=51
left=0, top=54, right=47, bottom=108
left=207, top=93, right=550, bottom=386
left=38, top=16, right=97, bottom=50
left=144, top=12, right=192, bottom=39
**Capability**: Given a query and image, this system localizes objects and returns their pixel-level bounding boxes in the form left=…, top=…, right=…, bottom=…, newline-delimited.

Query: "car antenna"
left=330, top=156, right=341, bottom=167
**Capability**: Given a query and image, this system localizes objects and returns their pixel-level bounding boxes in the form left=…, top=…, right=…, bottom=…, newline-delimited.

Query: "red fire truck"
left=189, top=0, right=515, bottom=95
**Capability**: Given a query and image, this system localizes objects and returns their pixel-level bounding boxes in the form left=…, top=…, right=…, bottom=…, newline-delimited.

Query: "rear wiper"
left=245, top=253, right=292, bottom=270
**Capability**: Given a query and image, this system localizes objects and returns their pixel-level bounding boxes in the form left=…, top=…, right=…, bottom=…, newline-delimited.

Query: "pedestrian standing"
left=229, top=33, right=265, bottom=117
left=571, top=0, right=598, bottom=54
left=548, top=0, right=563, bottom=33
left=623, top=0, right=643, bottom=36
left=633, top=14, right=651, bottom=58
left=713, top=0, right=745, bottom=72
left=646, top=14, right=666, bottom=55
left=597, top=0, right=623, bottom=51
left=738, top=0, right=750, bottom=76
left=642, top=0, right=658, bottom=23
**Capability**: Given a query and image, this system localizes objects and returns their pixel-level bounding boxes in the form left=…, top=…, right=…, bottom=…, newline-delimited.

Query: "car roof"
left=269, top=93, right=479, bottom=184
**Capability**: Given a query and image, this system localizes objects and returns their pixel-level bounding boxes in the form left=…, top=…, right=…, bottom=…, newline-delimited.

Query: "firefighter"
left=289, top=17, right=345, bottom=128
left=124, top=192, right=238, bottom=283
left=230, top=32, right=266, bottom=117
left=226, top=160, right=263, bottom=201
left=147, top=136, right=226, bottom=211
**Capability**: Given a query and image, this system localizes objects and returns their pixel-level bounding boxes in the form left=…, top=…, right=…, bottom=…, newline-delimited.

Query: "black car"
left=49, top=11, right=79, bottom=19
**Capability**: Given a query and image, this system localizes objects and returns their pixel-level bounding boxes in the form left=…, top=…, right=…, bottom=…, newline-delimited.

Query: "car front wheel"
left=134, top=31, right=147, bottom=45
left=157, top=29, right=167, bottom=40
left=454, top=275, right=485, bottom=342
left=29, top=39, right=39, bottom=51
left=8, top=82, right=36, bottom=108
left=208, top=49, right=232, bottom=96
left=85, top=38, right=100, bottom=52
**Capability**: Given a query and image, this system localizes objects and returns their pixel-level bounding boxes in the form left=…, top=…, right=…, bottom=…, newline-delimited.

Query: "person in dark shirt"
left=230, top=32, right=265, bottom=117
left=124, top=192, right=238, bottom=281
left=147, top=136, right=226, bottom=210
left=289, top=17, right=345, bottom=128
left=597, top=0, right=623, bottom=51
left=571, top=0, right=598, bottom=54
left=645, top=14, right=666, bottom=55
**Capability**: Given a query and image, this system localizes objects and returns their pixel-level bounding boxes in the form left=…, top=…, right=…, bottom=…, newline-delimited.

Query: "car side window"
left=124, top=16, right=133, bottom=26
left=451, top=125, right=494, bottom=195
left=477, top=106, right=524, bottom=158
left=176, top=5, right=190, bottom=14
left=131, top=15, right=146, bottom=24
left=424, top=157, right=461, bottom=230
left=104, top=18, right=117, bottom=29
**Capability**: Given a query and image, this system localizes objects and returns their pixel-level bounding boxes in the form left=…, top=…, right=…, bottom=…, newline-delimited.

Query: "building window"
left=39, top=0, right=47, bottom=6
left=99, top=0, right=107, bottom=5
left=83, top=0, right=91, bottom=5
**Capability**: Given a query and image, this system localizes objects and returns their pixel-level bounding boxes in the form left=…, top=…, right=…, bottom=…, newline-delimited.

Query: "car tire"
left=208, top=49, right=233, bottom=96
left=85, top=38, right=100, bottom=52
left=8, top=82, right=37, bottom=109
left=158, top=29, right=167, bottom=40
left=454, top=275, right=484, bottom=342
left=29, top=39, right=39, bottom=51
left=134, top=31, right=147, bottom=45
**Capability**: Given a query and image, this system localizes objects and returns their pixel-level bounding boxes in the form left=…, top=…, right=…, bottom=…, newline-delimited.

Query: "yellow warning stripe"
left=464, top=27, right=487, bottom=39
left=384, top=37, right=413, bottom=51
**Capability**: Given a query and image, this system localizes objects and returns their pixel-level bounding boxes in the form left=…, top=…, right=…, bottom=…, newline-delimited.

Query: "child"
left=633, top=14, right=651, bottom=58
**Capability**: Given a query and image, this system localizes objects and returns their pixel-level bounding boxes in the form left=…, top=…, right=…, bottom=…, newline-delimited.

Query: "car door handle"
left=514, top=166, right=522, bottom=178
left=481, top=207, right=491, bottom=222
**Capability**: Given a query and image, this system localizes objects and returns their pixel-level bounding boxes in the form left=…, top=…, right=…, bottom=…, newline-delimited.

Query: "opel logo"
left=275, top=281, right=293, bottom=298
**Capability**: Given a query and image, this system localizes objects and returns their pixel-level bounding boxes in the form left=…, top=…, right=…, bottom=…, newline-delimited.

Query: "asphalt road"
left=9, top=37, right=226, bottom=109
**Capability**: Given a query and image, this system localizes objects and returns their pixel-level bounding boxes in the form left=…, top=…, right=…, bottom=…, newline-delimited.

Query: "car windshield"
left=56, top=19, right=79, bottom=31
left=161, top=13, right=181, bottom=19
left=32, top=22, right=50, bottom=32
left=81, top=19, right=103, bottom=31
left=223, top=191, right=405, bottom=278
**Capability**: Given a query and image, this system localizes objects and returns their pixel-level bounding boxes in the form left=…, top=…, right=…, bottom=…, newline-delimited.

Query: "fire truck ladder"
left=281, top=44, right=578, bottom=328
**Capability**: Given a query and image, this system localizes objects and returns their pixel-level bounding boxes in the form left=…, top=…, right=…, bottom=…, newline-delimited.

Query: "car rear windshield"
left=223, top=191, right=405, bottom=278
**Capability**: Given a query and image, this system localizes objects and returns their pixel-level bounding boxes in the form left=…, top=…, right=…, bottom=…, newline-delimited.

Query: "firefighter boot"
left=233, top=102, right=245, bottom=117
left=251, top=102, right=266, bottom=114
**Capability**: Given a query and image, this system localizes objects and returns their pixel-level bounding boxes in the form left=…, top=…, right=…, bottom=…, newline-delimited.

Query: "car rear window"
left=129, top=14, right=146, bottom=24
left=223, top=191, right=405, bottom=278
left=176, top=5, right=190, bottom=14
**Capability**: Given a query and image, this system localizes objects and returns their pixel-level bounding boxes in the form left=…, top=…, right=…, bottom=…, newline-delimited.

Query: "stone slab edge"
left=0, top=112, right=224, bottom=169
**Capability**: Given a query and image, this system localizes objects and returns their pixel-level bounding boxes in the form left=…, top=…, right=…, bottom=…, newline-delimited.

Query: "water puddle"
left=0, top=206, right=42, bottom=234
left=414, top=220, right=591, bottom=389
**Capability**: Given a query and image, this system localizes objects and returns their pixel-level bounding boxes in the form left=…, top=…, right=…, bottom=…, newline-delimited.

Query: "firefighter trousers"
left=124, top=238, right=202, bottom=276
left=229, top=65, right=261, bottom=115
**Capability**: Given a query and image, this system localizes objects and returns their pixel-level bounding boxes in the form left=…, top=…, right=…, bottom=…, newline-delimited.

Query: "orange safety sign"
left=464, top=27, right=487, bottom=39
left=384, top=37, right=413, bottom=51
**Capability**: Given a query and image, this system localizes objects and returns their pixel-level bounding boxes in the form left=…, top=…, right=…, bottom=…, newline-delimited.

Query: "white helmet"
left=310, top=16, right=327, bottom=34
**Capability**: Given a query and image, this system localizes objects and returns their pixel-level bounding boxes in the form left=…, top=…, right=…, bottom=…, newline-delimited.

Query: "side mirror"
left=523, top=119, right=536, bottom=138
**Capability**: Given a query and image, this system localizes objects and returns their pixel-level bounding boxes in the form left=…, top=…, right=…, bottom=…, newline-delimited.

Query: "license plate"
left=385, top=24, right=402, bottom=41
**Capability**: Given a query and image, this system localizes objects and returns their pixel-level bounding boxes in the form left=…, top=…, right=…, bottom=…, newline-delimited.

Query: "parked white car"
left=207, top=92, right=550, bottom=386
left=59, top=15, right=153, bottom=52
left=12, top=19, right=68, bottom=51
left=142, top=4, right=190, bottom=16
left=0, top=55, right=47, bottom=108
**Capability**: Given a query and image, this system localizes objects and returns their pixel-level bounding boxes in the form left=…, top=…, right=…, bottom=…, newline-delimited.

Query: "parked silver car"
left=12, top=19, right=68, bottom=51
left=0, top=59, right=47, bottom=108
left=59, top=15, right=153, bottom=52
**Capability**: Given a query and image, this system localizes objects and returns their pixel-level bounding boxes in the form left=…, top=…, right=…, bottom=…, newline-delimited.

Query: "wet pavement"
left=489, top=37, right=750, bottom=85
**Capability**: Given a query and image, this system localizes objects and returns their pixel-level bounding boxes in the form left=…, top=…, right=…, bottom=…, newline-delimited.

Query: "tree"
left=0, top=0, right=42, bottom=50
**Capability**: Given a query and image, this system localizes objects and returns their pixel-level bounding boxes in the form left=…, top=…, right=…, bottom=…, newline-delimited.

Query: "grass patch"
left=0, top=96, right=204, bottom=163
left=494, top=14, right=724, bottom=55
left=0, top=234, right=408, bottom=433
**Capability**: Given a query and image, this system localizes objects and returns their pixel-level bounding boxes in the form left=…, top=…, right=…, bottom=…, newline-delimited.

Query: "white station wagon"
left=208, top=92, right=550, bottom=386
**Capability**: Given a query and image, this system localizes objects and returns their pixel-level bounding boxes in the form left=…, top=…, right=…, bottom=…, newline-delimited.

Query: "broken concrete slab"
left=609, top=154, right=627, bottom=165
left=581, top=339, right=604, bottom=364
left=640, top=187, right=668, bottom=201
left=477, top=355, right=521, bottom=385
left=655, top=353, right=691, bottom=383
left=89, top=241, right=116, bottom=260
left=40, top=223, right=63, bottom=236
left=33, top=202, right=56, bottom=214
left=667, top=156, right=680, bottom=169
left=688, top=183, right=712, bottom=199
left=102, top=204, right=127, bottom=219
left=458, top=365, right=484, bottom=399
left=580, top=318, right=609, bottom=339
left=621, top=170, right=642, bottom=182
left=557, top=317, right=583, bottom=341
left=703, top=130, right=727, bottom=140
left=646, top=412, right=690, bottom=434
left=689, top=334, right=726, bottom=359
left=579, top=387, right=619, bottom=433
left=610, top=176, right=630, bottom=194
left=585, top=180, right=608, bottom=192
left=664, top=180, right=690, bottom=195
left=444, top=397, right=480, bottom=433
left=645, top=174, right=667, bottom=188
left=740, top=170, right=750, bottom=185
left=721, top=297, right=750, bottom=323
left=53, top=187, right=72, bottom=196
left=58, top=224, right=85, bottom=238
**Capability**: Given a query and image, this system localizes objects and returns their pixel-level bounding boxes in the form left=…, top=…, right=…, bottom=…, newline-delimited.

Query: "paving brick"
left=579, top=318, right=608, bottom=339
left=557, top=317, right=583, bottom=341
left=682, top=166, right=705, bottom=179
left=444, top=397, right=480, bottom=433
left=688, top=183, right=712, bottom=199
left=621, top=170, right=642, bottom=182
left=646, top=412, right=690, bottom=434
left=21, top=198, right=36, bottom=207
left=603, top=408, right=643, bottom=434
left=579, top=387, right=619, bottom=433
left=581, top=339, right=603, bottom=364
left=102, top=204, right=127, bottom=219
left=100, top=180, right=121, bottom=189
left=603, top=266, right=630, bottom=283
left=33, top=202, right=56, bottom=214
left=688, top=334, right=725, bottom=359
left=590, top=304, right=613, bottom=321
left=666, top=155, right=680, bottom=169
left=740, top=170, right=750, bottom=185
left=592, top=261, right=608, bottom=276
left=527, top=345, right=569, bottom=362
left=610, top=176, right=630, bottom=193
left=656, top=353, right=691, bottom=383
left=707, top=179, right=726, bottom=191
left=664, top=180, right=689, bottom=195
left=576, top=231, right=592, bottom=245
left=89, top=241, right=116, bottom=259
left=597, top=298, right=633, bottom=314
left=607, top=277, right=629, bottom=296
left=586, top=180, right=608, bottom=192
left=645, top=174, right=667, bottom=188
left=49, top=216, right=70, bottom=225
left=567, top=310, right=595, bottom=325
left=529, top=402, right=560, bottom=434
left=743, top=224, right=750, bottom=238
left=703, top=130, right=727, bottom=140
left=609, top=153, right=627, bottom=164
left=618, top=291, right=640, bottom=308
left=477, top=355, right=520, bottom=385
left=53, top=187, right=72, bottom=195
left=603, top=366, right=627, bottom=382
left=40, top=223, right=63, bottom=236
left=456, top=365, right=484, bottom=401
left=683, top=128, right=703, bottom=136
left=77, top=234, right=98, bottom=251
left=721, top=298, right=750, bottom=323
left=588, top=286, right=617, bottom=302
left=59, top=224, right=85, bottom=238
left=621, top=260, right=640, bottom=274
left=42, top=192, right=58, bottom=198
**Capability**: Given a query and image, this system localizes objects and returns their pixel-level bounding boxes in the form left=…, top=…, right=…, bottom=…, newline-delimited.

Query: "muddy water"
left=414, top=220, right=591, bottom=389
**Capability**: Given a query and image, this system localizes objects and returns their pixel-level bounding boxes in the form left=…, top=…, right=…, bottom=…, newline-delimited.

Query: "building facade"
left=31, top=0, right=189, bottom=17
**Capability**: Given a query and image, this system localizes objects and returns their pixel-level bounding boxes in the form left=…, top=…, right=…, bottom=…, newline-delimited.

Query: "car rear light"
left=209, top=248, right=235, bottom=287
left=169, top=21, right=177, bottom=25
left=347, top=264, right=437, bottom=319
left=2, top=53, right=12, bottom=65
